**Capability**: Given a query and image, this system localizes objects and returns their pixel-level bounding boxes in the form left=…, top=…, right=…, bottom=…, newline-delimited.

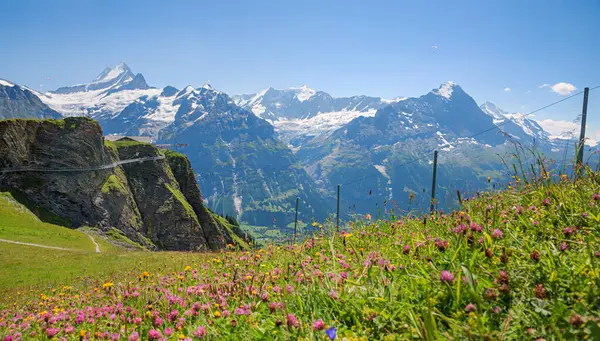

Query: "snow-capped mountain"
left=52, top=62, right=150, bottom=94
left=38, top=63, right=156, bottom=120
left=36, top=63, right=228, bottom=136
left=294, top=81, right=560, bottom=216
left=480, top=101, right=551, bottom=144
left=234, top=86, right=404, bottom=145
left=0, top=64, right=574, bottom=227
left=156, top=85, right=330, bottom=226
left=0, top=79, right=61, bottom=119
left=0, top=63, right=330, bottom=226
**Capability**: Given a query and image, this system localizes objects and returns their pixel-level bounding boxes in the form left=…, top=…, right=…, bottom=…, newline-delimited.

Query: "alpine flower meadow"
left=1, top=170, right=600, bottom=339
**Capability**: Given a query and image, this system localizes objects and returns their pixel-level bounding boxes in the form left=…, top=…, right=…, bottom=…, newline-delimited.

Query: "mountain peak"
left=175, top=85, right=197, bottom=98
left=291, top=85, right=316, bottom=102
left=480, top=101, right=509, bottom=120
left=432, top=81, right=460, bottom=99
left=93, top=62, right=132, bottom=83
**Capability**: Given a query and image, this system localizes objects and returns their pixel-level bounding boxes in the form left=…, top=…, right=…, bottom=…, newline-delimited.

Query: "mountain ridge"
left=0, top=63, right=582, bottom=234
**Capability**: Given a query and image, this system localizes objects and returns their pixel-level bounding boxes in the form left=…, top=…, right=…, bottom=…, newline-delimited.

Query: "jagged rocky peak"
left=93, top=62, right=133, bottom=83
left=52, top=62, right=149, bottom=94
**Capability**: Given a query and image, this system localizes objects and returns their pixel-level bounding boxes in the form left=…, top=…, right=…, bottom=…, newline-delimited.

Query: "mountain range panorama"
left=0, top=62, right=578, bottom=236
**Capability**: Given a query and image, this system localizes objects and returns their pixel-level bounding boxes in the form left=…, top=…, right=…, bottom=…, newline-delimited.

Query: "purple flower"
left=491, top=229, right=503, bottom=239
left=46, top=328, right=60, bottom=338
left=128, top=331, right=140, bottom=341
left=329, top=289, right=339, bottom=300
left=440, top=270, right=454, bottom=283
left=193, top=326, right=207, bottom=338
left=470, top=223, right=483, bottom=233
left=286, top=313, right=299, bottom=328
left=543, top=197, right=551, bottom=206
left=560, top=242, right=568, bottom=252
left=434, top=238, right=449, bottom=251
left=452, top=224, right=468, bottom=234
left=465, top=303, right=476, bottom=312
left=563, top=227, right=573, bottom=237
left=313, top=319, right=325, bottom=331
left=148, top=329, right=162, bottom=340
left=325, top=327, right=337, bottom=340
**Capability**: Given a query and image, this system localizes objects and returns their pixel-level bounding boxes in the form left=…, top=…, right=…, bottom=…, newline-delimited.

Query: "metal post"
left=577, top=87, right=590, bottom=171
left=336, top=185, right=340, bottom=232
left=430, top=150, right=438, bottom=213
left=457, top=190, right=462, bottom=206
left=293, top=197, right=299, bottom=244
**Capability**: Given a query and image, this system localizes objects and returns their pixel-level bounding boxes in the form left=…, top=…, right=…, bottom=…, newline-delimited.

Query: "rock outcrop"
left=0, top=117, right=245, bottom=251
left=165, top=150, right=229, bottom=250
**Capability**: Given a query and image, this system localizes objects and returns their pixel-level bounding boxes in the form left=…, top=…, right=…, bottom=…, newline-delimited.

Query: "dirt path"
left=87, top=234, right=101, bottom=253
left=0, top=238, right=73, bottom=251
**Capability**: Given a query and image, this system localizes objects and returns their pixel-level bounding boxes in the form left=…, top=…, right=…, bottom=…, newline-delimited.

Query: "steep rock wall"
left=116, top=142, right=209, bottom=250
left=0, top=118, right=243, bottom=251
left=164, top=150, right=228, bottom=250
left=0, top=118, right=150, bottom=247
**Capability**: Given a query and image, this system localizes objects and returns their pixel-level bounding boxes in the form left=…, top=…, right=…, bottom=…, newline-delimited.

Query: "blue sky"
left=1, top=0, right=599, bottom=138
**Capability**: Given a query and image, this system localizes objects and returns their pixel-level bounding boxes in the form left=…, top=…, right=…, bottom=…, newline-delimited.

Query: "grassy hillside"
left=0, top=192, right=97, bottom=251
left=1, top=170, right=600, bottom=339
left=0, top=192, right=212, bottom=291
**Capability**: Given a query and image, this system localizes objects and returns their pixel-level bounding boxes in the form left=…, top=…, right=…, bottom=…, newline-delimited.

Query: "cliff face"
left=0, top=117, right=244, bottom=251
left=165, top=150, right=229, bottom=250
left=115, top=142, right=210, bottom=250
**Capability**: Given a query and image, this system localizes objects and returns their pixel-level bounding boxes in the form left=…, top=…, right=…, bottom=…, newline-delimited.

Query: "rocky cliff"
left=0, top=117, right=245, bottom=251
left=164, top=150, right=229, bottom=250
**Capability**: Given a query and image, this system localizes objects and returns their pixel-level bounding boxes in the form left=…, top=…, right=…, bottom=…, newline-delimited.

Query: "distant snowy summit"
left=52, top=62, right=150, bottom=94
left=0, top=63, right=581, bottom=149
